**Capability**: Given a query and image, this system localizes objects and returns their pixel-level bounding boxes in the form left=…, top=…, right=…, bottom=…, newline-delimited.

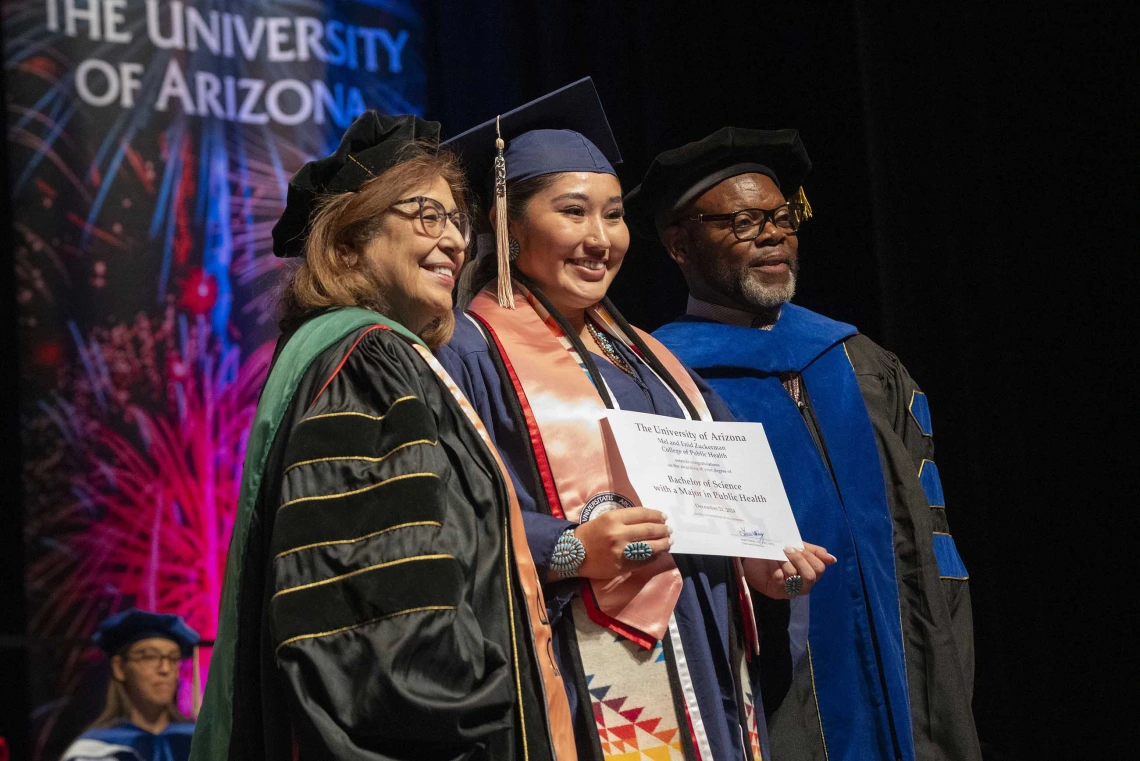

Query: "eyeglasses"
left=127, top=651, right=182, bottom=669
left=685, top=202, right=805, bottom=242
left=391, top=196, right=472, bottom=245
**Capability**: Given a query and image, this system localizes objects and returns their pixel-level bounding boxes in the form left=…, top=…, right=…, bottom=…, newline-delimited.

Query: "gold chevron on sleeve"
left=274, top=520, right=442, bottom=560
left=283, top=438, right=438, bottom=474
left=298, top=395, right=418, bottom=425
left=275, top=605, right=456, bottom=654
left=278, top=471, right=439, bottom=512
left=272, top=553, right=453, bottom=599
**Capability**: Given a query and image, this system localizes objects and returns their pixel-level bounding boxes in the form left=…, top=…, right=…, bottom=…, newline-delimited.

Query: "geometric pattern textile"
left=572, top=597, right=686, bottom=760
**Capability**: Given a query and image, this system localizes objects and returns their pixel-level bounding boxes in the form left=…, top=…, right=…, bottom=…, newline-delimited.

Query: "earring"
left=508, top=237, right=521, bottom=260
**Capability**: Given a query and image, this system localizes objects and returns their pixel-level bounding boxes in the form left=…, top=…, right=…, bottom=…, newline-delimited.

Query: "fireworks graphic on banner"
left=3, top=0, right=426, bottom=757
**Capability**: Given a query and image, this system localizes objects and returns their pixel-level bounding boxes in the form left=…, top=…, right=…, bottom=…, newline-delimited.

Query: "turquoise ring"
left=623, top=541, right=653, bottom=562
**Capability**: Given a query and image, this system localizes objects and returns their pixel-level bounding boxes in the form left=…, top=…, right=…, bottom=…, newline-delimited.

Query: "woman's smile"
left=567, top=257, right=608, bottom=280
left=512, top=172, right=629, bottom=314
left=422, top=260, right=456, bottom=289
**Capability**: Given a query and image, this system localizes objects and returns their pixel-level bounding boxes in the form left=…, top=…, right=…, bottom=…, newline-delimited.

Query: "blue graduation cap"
left=93, top=608, right=201, bottom=659
left=443, top=77, right=622, bottom=306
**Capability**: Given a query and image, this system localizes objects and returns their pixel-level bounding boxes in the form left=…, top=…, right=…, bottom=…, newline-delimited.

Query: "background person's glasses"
left=127, top=652, right=182, bottom=668
left=392, top=196, right=472, bottom=245
left=685, top=202, right=804, bottom=242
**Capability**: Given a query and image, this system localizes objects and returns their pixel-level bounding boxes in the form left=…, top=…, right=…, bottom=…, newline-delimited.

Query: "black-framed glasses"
left=392, top=196, right=472, bottom=245
left=685, top=202, right=805, bottom=242
left=127, top=651, right=183, bottom=669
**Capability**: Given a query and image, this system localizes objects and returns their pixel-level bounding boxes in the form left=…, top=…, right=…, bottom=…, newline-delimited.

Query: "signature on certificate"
left=736, top=527, right=766, bottom=539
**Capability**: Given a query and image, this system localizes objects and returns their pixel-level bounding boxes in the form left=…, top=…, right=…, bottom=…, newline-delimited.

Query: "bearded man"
left=625, top=128, right=981, bottom=761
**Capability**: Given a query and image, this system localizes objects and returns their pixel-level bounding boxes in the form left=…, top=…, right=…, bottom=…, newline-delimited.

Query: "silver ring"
left=623, top=541, right=653, bottom=562
left=784, top=574, right=804, bottom=597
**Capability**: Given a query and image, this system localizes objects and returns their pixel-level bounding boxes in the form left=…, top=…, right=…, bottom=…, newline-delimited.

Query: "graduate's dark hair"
left=459, top=173, right=560, bottom=305
left=278, top=143, right=469, bottom=344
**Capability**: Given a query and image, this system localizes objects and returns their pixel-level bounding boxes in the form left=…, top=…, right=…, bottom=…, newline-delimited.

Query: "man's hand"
left=573, top=508, right=673, bottom=580
left=742, top=543, right=836, bottom=599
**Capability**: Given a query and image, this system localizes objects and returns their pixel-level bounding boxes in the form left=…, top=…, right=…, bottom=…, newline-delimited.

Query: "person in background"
left=626, top=127, right=980, bottom=761
left=61, top=609, right=198, bottom=761
left=438, top=79, right=835, bottom=761
left=189, top=111, right=572, bottom=761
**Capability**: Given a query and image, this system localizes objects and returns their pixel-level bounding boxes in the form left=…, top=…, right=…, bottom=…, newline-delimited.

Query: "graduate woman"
left=437, top=79, right=835, bottom=761
left=190, top=112, right=574, bottom=761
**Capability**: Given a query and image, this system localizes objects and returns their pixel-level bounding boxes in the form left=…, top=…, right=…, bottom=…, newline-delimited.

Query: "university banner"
left=1, top=1, right=425, bottom=757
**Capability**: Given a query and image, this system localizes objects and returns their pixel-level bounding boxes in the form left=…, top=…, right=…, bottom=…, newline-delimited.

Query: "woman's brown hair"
left=279, top=143, right=469, bottom=341
left=85, top=656, right=190, bottom=730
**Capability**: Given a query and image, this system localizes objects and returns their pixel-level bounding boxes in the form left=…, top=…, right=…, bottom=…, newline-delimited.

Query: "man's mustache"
left=747, top=248, right=797, bottom=266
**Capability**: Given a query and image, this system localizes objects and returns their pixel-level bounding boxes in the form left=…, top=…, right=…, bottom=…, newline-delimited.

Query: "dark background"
left=3, top=2, right=1136, bottom=758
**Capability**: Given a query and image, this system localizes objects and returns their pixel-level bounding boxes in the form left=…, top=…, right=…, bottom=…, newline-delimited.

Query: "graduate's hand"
left=573, top=507, right=673, bottom=580
left=742, top=543, right=836, bottom=600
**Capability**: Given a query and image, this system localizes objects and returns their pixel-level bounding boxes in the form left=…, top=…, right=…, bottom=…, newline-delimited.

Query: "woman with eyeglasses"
left=189, top=112, right=575, bottom=761
left=61, top=609, right=199, bottom=761
left=438, top=79, right=835, bottom=761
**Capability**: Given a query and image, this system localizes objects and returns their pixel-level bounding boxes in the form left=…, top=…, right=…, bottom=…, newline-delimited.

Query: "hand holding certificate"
left=603, top=409, right=803, bottom=562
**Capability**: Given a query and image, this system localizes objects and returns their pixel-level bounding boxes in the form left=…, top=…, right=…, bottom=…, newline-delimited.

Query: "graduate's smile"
left=567, top=256, right=608, bottom=282
left=512, top=171, right=629, bottom=312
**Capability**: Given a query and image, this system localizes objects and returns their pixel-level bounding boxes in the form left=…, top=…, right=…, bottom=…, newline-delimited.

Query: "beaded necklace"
left=586, top=320, right=634, bottom=376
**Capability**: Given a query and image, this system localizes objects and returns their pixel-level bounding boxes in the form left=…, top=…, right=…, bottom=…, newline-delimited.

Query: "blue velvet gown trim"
left=79, top=723, right=195, bottom=761
left=436, top=312, right=758, bottom=761
left=655, top=304, right=916, bottom=761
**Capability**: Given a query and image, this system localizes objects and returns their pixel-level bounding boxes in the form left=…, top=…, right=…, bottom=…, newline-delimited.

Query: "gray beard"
left=698, top=252, right=798, bottom=311
left=740, top=269, right=796, bottom=309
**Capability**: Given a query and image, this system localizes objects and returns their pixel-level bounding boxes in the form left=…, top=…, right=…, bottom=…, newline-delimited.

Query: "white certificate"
left=603, top=409, right=802, bottom=561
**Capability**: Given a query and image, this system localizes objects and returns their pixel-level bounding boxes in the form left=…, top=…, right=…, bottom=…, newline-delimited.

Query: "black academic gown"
left=191, top=313, right=556, bottom=761
left=656, top=306, right=979, bottom=761
left=843, top=334, right=977, bottom=760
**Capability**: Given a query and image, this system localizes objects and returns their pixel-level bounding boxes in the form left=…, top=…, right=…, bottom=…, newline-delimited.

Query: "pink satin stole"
left=468, top=283, right=712, bottom=647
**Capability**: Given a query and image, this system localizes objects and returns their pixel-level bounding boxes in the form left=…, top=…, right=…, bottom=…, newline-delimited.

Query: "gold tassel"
left=793, top=186, right=813, bottom=228
left=191, top=645, right=202, bottom=718
left=494, top=115, right=514, bottom=308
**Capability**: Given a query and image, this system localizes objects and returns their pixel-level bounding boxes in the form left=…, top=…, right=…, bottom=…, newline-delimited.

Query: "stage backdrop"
left=2, top=1, right=425, bottom=757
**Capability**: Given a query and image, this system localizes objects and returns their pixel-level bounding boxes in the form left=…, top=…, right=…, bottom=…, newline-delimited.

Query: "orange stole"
left=467, top=284, right=711, bottom=647
left=412, top=344, right=577, bottom=761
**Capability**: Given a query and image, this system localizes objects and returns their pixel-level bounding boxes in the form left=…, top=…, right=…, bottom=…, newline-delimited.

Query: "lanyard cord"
left=600, top=296, right=702, bottom=421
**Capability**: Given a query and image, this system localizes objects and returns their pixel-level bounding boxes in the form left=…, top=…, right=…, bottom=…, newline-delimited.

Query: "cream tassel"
left=494, top=115, right=514, bottom=308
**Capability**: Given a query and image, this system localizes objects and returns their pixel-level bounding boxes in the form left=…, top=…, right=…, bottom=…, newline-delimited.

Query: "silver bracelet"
left=550, top=528, right=586, bottom=578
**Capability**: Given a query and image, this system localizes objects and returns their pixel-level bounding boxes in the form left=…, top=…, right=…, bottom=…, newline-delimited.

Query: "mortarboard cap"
left=92, top=608, right=201, bottom=659
left=272, top=112, right=441, bottom=258
left=443, top=77, right=621, bottom=196
left=443, top=78, right=622, bottom=307
left=625, top=127, right=813, bottom=239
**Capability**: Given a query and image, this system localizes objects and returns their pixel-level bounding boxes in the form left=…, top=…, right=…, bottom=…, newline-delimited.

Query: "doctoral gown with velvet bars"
left=436, top=312, right=775, bottom=761
left=189, top=312, right=557, bottom=761
left=654, top=305, right=980, bottom=761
